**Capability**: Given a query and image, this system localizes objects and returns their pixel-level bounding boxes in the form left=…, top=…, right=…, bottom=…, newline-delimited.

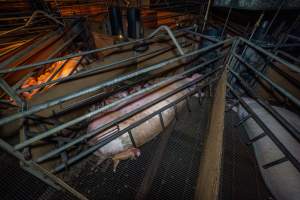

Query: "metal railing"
left=0, top=27, right=232, bottom=199
left=226, top=37, right=300, bottom=173
left=1, top=31, right=299, bottom=199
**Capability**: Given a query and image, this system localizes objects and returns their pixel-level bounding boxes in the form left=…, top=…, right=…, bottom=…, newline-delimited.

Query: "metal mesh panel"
left=0, top=149, right=74, bottom=200
left=0, top=97, right=210, bottom=200
left=219, top=111, right=272, bottom=200
left=61, top=97, right=211, bottom=200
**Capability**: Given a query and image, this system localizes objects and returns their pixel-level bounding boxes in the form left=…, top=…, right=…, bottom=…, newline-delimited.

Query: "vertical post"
left=201, top=0, right=212, bottom=32
left=220, top=7, right=232, bottom=38
left=128, top=130, right=137, bottom=147
left=249, top=11, right=265, bottom=41
left=159, top=112, right=165, bottom=130
left=186, top=96, right=191, bottom=112
left=262, top=0, right=285, bottom=39
left=173, top=103, right=178, bottom=120
left=0, top=78, right=24, bottom=106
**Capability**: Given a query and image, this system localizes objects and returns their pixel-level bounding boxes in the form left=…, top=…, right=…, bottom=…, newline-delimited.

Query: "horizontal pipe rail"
left=52, top=75, right=220, bottom=173
left=0, top=26, right=188, bottom=74
left=181, top=29, right=220, bottom=43
left=239, top=37, right=300, bottom=73
left=227, top=84, right=300, bottom=172
left=147, top=25, right=185, bottom=55
left=233, top=52, right=300, bottom=108
left=228, top=68, right=300, bottom=142
left=17, top=40, right=193, bottom=93
left=36, top=65, right=223, bottom=163
left=14, top=56, right=225, bottom=150
left=0, top=38, right=233, bottom=127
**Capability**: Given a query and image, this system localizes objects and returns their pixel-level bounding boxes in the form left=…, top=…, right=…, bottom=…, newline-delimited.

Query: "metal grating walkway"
left=219, top=110, right=272, bottom=200
left=65, top=97, right=211, bottom=200
left=0, top=98, right=273, bottom=200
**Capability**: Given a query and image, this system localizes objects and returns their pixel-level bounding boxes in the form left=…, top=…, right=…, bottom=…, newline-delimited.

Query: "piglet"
left=111, top=148, right=141, bottom=172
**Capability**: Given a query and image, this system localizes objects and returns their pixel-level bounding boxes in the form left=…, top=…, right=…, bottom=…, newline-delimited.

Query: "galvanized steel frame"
left=0, top=28, right=233, bottom=199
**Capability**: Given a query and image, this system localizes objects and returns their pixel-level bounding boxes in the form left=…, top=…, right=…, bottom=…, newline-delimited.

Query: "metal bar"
left=17, top=58, right=224, bottom=151
left=229, top=68, right=300, bottom=142
left=186, top=96, right=191, bottom=112
left=269, top=61, right=300, bottom=88
left=173, top=103, right=178, bottom=120
left=234, top=114, right=251, bottom=127
left=159, top=112, right=165, bottom=130
left=227, top=84, right=300, bottom=172
left=262, top=0, right=284, bottom=39
left=239, top=37, right=300, bottom=73
left=220, top=7, right=232, bottom=38
left=135, top=120, right=175, bottom=199
left=287, top=34, right=300, bottom=42
left=17, top=40, right=192, bottom=93
left=249, top=12, right=265, bottom=41
left=12, top=72, right=35, bottom=90
left=182, top=29, right=219, bottom=43
left=36, top=66, right=223, bottom=163
left=0, top=10, right=63, bottom=38
left=0, top=78, right=24, bottom=106
left=263, top=157, right=288, bottom=169
left=52, top=77, right=220, bottom=173
left=277, top=50, right=300, bottom=64
left=0, top=139, right=88, bottom=200
left=247, top=132, right=266, bottom=145
left=0, top=38, right=232, bottom=127
left=233, top=52, right=300, bottom=108
left=146, top=25, right=185, bottom=55
left=261, top=43, right=300, bottom=49
left=202, top=0, right=212, bottom=32
left=128, top=130, right=137, bottom=147
left=197, top=88, right=203, bottom=105
left=0, top=26, right=188, bottom=74
left=0, top=30, right=59, bottom=69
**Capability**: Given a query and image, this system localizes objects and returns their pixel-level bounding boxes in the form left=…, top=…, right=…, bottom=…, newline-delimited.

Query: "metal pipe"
left=277, top=50, right=300, bottom=64
left=0, top=26, right=186, bottom=74
left=262, top=0, right=285, bottom=39
left=0, top=139, right=88, bottom=200
left=233, top=52, right=300, bottom=108
left=53, top=76, right=220, bottom=173
left=182, top=29, right=219, bottom=43
left=146, top=25, right=185, bottom=55
left=227, top=84, right=300, bottom=172
left=18, top=40, right=191, bottom=93
left=14, top=56, right=225, bottom=150
left=36, top=64, right=224, bottom=163
left=249, top=12, right=265, bottom=41
left=221, top=7, right=232, bottom=38
left=287, top=34, right=300, bottom=42
left=202, top=0, right=212, bottom=32
left=239, top=37, right=300, bottom=73
left=0, top=38, right=233, bottom=127
left=0, top=78, right=24, bottom=106
left=0, top=10, right=64, bottom=37
left=228, top=68, right=300, bottom=142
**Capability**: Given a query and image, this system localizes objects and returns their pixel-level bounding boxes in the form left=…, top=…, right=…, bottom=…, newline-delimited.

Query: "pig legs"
left=111, top=148, right=141, bottom=172
left=112, top=159, right=120, bottom=172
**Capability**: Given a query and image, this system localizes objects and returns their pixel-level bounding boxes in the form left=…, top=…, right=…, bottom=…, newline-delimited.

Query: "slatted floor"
left=219, top=110, right=272, bottom=200
left=0, top=97, right=271, bottom=200
left=66, top=97, right=211, bottom=200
